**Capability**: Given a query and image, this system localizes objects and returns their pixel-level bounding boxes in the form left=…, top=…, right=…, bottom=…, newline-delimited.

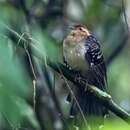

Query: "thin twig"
left=106, top=0, right=129, bottom=65
left=122, top=0, right=129, bottom=31
left=33, top=80, right=36, bottom=111
left=56, top=64, right=90, bottom=130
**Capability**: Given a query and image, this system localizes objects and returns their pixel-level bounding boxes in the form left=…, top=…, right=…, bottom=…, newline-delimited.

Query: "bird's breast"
left=63, top=42, right=89, bottom=73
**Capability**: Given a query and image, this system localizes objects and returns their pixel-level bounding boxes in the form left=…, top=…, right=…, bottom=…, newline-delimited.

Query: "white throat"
left=63, top=41, right=89, bottom=73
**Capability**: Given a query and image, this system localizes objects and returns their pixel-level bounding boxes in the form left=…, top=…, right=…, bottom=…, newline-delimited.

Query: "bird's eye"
left=79, top=27, right=82, bottom=31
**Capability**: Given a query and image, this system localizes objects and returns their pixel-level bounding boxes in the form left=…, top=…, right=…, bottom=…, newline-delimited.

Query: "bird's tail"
left=67, top=62, right=108, bottom=129
left=69, top=87, right=107, bottom=129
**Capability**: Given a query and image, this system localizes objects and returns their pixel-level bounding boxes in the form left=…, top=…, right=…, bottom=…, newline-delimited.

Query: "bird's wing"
left=85, top=35, right=107, bottom=91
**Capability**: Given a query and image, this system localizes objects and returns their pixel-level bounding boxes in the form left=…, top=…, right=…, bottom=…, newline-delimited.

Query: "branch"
left=48, top=60, right=130, bottom=124
left=106, top=33, right=128, bottom=65
left=6, top=28, right=130, bottom=124
left=106, top=0, right=129, bottom=65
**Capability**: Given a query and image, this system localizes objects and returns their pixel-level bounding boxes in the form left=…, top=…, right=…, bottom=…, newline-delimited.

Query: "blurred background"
left=0, top=0, right=130, bottom=130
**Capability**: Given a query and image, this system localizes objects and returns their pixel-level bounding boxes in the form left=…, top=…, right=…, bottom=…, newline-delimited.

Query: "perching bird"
left=63, top=24, right=108, bottom=129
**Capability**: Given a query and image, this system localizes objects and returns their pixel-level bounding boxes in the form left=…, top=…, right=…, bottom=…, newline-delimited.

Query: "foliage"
left=0, top=0, right=130, bottom=130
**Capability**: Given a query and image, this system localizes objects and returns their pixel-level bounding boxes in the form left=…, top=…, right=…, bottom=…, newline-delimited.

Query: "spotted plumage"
left=63, top=25, right=108, bottom=128
left=85, top=35, right=104, bottom=66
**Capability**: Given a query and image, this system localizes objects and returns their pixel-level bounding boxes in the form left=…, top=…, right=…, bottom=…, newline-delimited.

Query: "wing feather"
left=85, top=35, right=107, bottom=91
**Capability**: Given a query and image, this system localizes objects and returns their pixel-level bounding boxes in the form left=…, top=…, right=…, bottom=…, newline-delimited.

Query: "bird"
left=63, top=24, right=108, bottom=129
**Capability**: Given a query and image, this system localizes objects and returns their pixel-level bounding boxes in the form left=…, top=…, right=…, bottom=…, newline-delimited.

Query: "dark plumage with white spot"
left=63, top=24, right=108, bottom=129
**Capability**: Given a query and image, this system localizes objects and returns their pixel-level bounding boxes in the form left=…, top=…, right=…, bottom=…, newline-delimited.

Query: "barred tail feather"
left=69, top=87, right=107, bottom=129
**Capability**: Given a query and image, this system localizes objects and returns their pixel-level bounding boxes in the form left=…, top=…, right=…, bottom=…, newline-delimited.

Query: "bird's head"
left=64, top=24, right=91, bottom=46
left=70, top=24, right=90, bottom=37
